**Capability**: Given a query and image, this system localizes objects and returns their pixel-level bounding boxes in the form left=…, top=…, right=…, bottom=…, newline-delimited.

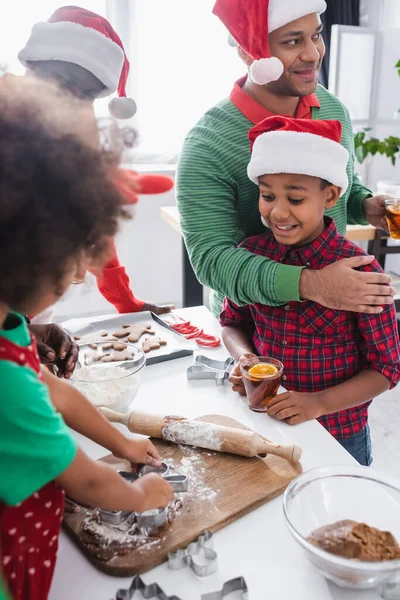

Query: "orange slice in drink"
left=387, top=205, right=400, bottom=214
left=248, top=363, right=278, bottom=377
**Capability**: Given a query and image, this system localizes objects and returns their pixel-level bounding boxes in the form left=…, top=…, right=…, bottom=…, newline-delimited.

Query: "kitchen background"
left=0, top=0, right=399, bottom=320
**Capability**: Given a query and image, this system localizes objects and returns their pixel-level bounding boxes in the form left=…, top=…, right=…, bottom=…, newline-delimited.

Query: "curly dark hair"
left=0, top=74, right=127, bottom=309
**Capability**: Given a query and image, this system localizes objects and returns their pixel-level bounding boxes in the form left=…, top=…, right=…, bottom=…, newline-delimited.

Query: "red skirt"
left=0, top=482, right=65, bottom=600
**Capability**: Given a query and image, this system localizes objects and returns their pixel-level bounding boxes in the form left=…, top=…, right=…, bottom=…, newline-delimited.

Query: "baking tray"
left=61, top=311, right=194, bottom=366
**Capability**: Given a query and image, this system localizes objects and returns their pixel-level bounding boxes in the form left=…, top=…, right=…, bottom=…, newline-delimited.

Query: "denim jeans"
left=336, top=424, right=373, bottom=466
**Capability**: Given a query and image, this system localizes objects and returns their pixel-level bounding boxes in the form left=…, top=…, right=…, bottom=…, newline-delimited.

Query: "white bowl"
left=283, top=466, right=400, bottom=592
left=71, top=347, right=146, bottom=412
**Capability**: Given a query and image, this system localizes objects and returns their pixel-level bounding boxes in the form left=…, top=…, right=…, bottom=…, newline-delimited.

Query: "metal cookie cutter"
left=99, top=467, right=188, bottom=528
left=114, top=575, right=182, bottom=600
left=99, top=471, right=166, bottom=529
left=201, top=577, right=249, bottom=600
left=135, top=465, right=189, bottom=493
left=168, top=530, right=218, bottom=577
left=187, top=355, right=234, bottom=386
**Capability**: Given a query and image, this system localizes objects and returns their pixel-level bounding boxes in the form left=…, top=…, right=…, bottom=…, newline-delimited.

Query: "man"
left=177, top=0, right=394, bottom=318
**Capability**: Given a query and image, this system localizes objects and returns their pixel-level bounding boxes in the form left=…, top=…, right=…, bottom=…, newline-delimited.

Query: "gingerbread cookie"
left=112, top=323, right=155, bottom=343
left=102, top=342, right=127, bottom=351
left=98, top=349, right=134, bottom=363
left=141, top=337, right=167, bottom=353
left=74, top=330, right=118, bottom=346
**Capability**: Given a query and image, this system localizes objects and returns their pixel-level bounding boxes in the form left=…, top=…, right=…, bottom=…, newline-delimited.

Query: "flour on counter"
left=162, top=420, right=223, bottom=451
left=71, top=365, right=139, bottom=408
left=165, top=446, right=217, bottom=502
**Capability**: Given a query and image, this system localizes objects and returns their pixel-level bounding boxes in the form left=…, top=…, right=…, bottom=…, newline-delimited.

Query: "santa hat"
left=247, top=116, right=349, bottom=195
left=213, top=0, right=327, bottom=85
left=113, top=169, right=174, bottom=205
left=18, top=6, right=136, bottom=119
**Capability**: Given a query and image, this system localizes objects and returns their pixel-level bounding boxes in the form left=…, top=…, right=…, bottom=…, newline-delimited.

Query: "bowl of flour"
left=71, top=348, right=146, bottom=412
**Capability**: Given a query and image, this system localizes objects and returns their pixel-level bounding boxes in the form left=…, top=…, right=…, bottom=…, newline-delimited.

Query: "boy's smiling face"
left=258, top=173, right=340, bottom=246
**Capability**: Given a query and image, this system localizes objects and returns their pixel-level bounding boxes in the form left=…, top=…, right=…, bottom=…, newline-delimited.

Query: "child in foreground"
left=220, top=116, right=400, bottom=466
left=0, top=74, right=173, bottom=600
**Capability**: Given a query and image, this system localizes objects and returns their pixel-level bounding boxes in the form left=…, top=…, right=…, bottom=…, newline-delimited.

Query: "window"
left=133, top=0, right=245, bottom=154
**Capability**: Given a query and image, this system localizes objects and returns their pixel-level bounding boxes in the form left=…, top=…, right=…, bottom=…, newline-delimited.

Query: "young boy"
left=220, top=116, right=400, bottom=465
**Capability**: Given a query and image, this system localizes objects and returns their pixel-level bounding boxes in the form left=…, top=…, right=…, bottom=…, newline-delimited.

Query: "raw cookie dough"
left=112, top=324, right=155, bottom=343
left=74, top=330, right=118, bottom=346
left=142, top=337, right=167, bottom=353
left=81, top=498, right=183, bottom=562
left=307, top=520, right=400, bottom=561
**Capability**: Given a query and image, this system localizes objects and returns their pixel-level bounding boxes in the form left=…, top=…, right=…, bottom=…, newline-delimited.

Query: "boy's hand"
left=267, top=390, right=324, bottom=425
left=114, top=438, right=162, bottom=468
left=135, top=473, right=174, bottom=511
left=228, top=353, right=257, bottom=396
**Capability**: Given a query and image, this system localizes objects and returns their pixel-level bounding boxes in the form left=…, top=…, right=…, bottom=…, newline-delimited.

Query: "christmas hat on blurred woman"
left=247, top=116, right=349, bottom=195
left=213, top=0, right=327, bottom=85
left=18, top=5, right=136, bottom=119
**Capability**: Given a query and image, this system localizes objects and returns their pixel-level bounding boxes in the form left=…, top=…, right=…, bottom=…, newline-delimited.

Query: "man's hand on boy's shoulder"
left=29, top=323, right=79, bottom=379
left=267, top=390, right=325, bottom=425
left=299, top=255, right=395, bottom=314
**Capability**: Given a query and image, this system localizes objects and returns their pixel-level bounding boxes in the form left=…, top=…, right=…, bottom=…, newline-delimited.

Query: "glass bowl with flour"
left=71, top=348, right=146, bottom=412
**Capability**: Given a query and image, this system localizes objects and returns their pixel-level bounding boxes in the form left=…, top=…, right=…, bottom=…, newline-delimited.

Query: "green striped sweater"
left=176, top=84, right=371, bottom=317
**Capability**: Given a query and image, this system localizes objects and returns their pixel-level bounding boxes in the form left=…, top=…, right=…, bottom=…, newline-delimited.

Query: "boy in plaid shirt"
left=220, top=116, right=400, bottom=465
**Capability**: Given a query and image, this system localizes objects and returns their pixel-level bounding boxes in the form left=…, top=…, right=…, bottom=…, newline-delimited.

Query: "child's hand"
left=228, top=353, right=257, bottom=396
left=135, top=473, right=174, bottom=511
left=267, top=390, right=324, bottom=425
left=115, top=438, right=162, bottom=468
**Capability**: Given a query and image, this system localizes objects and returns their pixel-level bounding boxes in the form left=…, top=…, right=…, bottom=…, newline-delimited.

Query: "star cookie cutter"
left=168, top=530, right=217, bottom=577
left=201, top=577, right=249, bottom=599
left=114, top=575, right=181, bottom=600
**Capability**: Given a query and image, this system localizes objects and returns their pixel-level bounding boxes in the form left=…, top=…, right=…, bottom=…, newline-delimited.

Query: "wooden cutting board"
left=63, top=414, right=302, bottom=576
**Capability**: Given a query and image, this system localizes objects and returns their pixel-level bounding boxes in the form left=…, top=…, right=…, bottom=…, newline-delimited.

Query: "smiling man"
left=177, top=0, right=394, bottom=318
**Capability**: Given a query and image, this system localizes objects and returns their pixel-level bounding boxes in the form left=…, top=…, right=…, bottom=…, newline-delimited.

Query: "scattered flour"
left=71, top=365, right=139, bottom=408
left=165, top=446, right=218, bottom=502
left=162, top=420, right=223, bottom=451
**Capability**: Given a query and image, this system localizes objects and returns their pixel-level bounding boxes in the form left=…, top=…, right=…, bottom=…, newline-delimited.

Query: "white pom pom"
left=108, top=97, right=137, bottom=120
left=228, top=34, right=238, bottom=47
left=249, top=57, right=284, bottom=85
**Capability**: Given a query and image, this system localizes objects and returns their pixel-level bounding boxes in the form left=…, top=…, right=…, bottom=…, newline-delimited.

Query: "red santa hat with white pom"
left=247, top=116, right=349, bottom=195
left=18, top=5, right=136, bottom=119
left=213, top=0, right=327, bottom=85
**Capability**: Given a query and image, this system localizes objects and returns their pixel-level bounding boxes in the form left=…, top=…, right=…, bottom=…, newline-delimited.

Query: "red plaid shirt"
left=220, top=218, right=400, bottom=439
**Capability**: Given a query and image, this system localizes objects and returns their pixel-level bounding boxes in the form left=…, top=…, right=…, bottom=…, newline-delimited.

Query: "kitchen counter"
left=50, top=306, right=382, bottom=600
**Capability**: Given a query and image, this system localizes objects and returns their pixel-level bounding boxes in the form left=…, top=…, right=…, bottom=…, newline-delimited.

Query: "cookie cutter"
left=187, top=355, right=234, bottom=386
left=99, top=467, right=188, bottom=528
left=127, top=466, right=189, bottom=494
left=168, top=530, right=218, bottom=577
left=114, top=575, right=182, bottom=600
left=201, top=577, right=248, bottom=600
left=139, top=462, right=170, bottom=477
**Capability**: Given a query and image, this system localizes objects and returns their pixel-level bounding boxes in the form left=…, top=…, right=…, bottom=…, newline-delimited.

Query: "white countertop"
left=50, top=306, right=381, bottom=600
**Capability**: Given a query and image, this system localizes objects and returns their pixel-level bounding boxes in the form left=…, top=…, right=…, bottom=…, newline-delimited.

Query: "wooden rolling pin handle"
left=99, top=408, right=171, bottom=438
left=99, top=407, right=130, bottom=427
left=257, top=438, right=302, bottom=462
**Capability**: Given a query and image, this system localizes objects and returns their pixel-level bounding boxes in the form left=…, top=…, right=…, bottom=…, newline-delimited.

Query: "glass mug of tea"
left=240, top=356, right=284, bottom=412
left=385, top=198, right=400, bottom=243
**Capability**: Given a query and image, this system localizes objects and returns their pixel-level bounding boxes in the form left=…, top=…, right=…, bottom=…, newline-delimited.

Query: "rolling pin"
left=99, top=408, right=302, bottom=463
